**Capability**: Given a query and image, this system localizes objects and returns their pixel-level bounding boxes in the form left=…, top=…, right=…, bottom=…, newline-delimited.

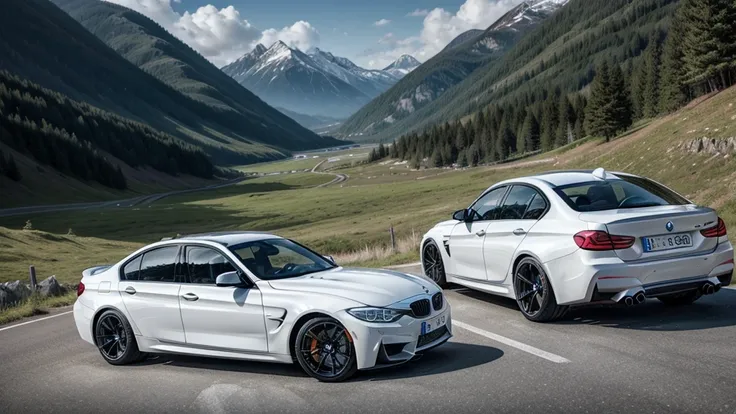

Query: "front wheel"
left=422, top=240, right=447, bottom=287
left=294, top=317, right=357, bottom=382
left=94, top=309, right=143, bottom=365
left=513, top=258, right=567, bottom=322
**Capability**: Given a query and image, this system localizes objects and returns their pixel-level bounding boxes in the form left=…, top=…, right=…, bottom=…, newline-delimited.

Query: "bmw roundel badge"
left=666, top=221, right=674, bottom=232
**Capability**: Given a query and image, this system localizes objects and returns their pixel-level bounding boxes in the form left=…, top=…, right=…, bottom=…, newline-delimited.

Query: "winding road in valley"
left=1, top=264, right=735, bottom=413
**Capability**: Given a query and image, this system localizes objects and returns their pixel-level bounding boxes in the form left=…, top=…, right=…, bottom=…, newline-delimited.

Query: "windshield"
left=554, top=176, right=690, bottom=212
left=228, top=238, right=336, bottom=280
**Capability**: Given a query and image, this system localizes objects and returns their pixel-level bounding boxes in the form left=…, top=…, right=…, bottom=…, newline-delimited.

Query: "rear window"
left=554, top=176, right=690, bottom=212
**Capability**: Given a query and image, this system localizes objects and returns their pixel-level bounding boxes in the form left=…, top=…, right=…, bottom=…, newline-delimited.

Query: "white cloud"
left=106, top=0, right=320, bottom=66
left=407, top=9, right=429, bottom=17
left=259, top=21, right=320, bottom=52
left=359, top=0, right=519, bottom=69
left=378, top=33, right=395, bottom=44
left=373, top=19, right=391, bottom=27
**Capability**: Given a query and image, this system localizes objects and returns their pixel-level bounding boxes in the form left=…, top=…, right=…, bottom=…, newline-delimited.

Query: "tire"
left=94, top=309, right=143, bottom=365
left=657, top=290, right=702, bottom=306
left=513, top=257, right=568, bottom=322
left=422, top=240, right=448, bottom=287
left=294, top=317, right=358, bottom=382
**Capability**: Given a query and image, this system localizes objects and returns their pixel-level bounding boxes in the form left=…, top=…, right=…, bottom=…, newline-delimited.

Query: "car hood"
left=267, top=267, right=438, bottom=307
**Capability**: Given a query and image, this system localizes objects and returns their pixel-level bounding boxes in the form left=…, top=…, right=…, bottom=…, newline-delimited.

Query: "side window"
left=122, top=256, right=142, bottom=281
left=139, top=246, right=179, bottom=283
left=185, top=246, right=237, bottom=284
left=470, top=187, right=507, bottom=221
left=523, top=193, right=548, bottom=220
left=499, top=186, right=538, bottom=220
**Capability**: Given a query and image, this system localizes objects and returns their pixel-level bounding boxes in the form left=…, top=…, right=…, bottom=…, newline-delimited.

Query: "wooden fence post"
left=29, top=265, right=37, bottom=289
left=389, top=226, right=396, bottom=252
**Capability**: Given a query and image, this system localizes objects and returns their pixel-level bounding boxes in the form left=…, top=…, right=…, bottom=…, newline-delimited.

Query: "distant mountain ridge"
left=222, top=43, right=418, bottom=118
left=383, top=55, right=422, bottom=78
left=337, top=0, right=569, bottom=141
left=49, top=0, right=341, bottom=163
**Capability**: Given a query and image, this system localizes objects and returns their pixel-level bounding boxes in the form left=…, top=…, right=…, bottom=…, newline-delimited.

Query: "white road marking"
left=454, top=320, right=571, bottom=364
left=0, top=310, right=73, bottom=332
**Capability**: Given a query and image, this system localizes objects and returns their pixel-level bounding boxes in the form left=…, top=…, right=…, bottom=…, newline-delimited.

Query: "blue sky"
left=109, top=0, right=520, bottom=68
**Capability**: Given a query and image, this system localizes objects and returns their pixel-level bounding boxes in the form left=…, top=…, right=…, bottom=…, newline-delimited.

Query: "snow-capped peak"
left=383, top=55, right=421, bottom=78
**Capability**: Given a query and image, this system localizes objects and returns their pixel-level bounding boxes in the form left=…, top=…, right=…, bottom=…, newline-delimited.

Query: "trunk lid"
left=579, top=205, right=719, bottom=262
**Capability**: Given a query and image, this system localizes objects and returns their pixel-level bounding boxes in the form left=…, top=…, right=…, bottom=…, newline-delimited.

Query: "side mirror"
left=323, top=255, right=336, bottom=265
left=215, top=271, right=247, bottom=288
left=453, top=209, right=470, bottom=221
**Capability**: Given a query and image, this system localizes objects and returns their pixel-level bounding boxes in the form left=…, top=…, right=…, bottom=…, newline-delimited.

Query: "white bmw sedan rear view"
left=73, top=232, right=451, bottom=382
left=421, top=168, right=733, bottom=322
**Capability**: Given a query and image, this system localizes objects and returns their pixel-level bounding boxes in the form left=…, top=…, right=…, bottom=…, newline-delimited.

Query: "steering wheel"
left=618, top=196, right=647, bottom=208
left=275, top=263, right=298, bottom=275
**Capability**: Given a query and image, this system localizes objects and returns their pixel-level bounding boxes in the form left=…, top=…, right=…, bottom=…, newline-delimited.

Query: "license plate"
left=642, top=232, right=693, bottom=252
left=421, top=313, right=446, bottom=335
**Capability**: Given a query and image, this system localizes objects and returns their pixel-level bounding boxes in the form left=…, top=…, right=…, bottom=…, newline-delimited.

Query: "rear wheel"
left=94, top=309, right=143, bottom=365
left=657, top=290, right=702, bottom=306
left=513, top=258, right=567, bottom=322
left=422, top=240, right=447, bottom=287
left=294, top=317, right=357, bottom=382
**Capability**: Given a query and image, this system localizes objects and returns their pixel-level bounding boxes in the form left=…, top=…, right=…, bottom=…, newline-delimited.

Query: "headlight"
left=347, top=307, right=407, bottom=323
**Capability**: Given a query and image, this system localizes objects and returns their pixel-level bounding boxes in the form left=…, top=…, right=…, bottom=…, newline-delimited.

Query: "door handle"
left=476, top=230, right=486, bottom=237
left=513, top=228, right=526, bottom=236
left=123, top=286, right=136, bottom=295
left=181, top=293, right=199, bottom=301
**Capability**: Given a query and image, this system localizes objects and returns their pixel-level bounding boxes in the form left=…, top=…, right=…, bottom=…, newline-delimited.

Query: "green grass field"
left=1, top=87, right=735, bottom=287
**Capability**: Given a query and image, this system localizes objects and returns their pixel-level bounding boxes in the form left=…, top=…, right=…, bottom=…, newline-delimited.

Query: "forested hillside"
left=337, top=0, right=567, bottom=140
left=0, top=0, right=337, bottom=168
left=0, top=71, right=213, bottom=189
left=350, top=0, right=682, bottom=143
left=50, top=0, right=340, bottom=155
left=388, top=0, right=736, bottom=169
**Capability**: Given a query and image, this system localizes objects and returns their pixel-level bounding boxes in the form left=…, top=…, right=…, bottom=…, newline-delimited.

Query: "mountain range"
left=337, top=0, right=570, bottom=141
left=222, top=43, right=419, bottom=118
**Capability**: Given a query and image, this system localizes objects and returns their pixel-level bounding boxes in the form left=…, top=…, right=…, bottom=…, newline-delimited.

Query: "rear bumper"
left=545, top=241, right=734, bottom=305
left=73, top=300, right=95, bottom=345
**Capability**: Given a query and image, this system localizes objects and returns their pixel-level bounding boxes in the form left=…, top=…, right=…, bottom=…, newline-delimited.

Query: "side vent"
left=443, top=239, right=451, bottom=256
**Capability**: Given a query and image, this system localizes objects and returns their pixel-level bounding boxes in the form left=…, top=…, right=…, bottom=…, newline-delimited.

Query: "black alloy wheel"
left=295, top=317, right=357, bottom=382
left=94, top=309, right=142, bottom=365
left=423, top=240, right=447, bottom=287
left=513, top=257, right=567, bottom=322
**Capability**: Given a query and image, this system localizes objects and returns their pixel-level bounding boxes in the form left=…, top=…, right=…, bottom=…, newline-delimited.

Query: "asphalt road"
left=2, top=265, right=736, bottom=413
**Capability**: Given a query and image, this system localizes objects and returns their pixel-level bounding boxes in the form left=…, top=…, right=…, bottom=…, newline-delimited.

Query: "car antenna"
left=592, top=167, right=608, bottom=180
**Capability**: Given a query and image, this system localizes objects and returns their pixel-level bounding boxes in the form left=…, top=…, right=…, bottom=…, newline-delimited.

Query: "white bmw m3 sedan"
left=421, top=168, right=734, bottom=322
left=73, top=232, right=451, bottom=382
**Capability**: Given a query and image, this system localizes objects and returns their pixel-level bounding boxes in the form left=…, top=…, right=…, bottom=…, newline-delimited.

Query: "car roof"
left=168, top=231, right=282, bottom=247
left=496, top=169, right=629, bottom=188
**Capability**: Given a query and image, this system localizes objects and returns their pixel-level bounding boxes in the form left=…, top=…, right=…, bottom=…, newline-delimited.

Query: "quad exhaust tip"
left=702, top=282, right=718, bottom=295
left=634, top=292, right=646, bottom=304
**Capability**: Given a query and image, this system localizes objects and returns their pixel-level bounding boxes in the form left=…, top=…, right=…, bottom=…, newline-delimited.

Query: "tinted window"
left=122, top=256, right=141, bottom=281
left=138, top=247, right=179, bottom=282
left=470, top=187, right=507, bottom=221
left=524, top=194, right=548, bottom=220
left=555, top=177, right=689, bottom=212
left=499, top=186, right=538, bottom=220
left=229, top=239, right=336, bottom=280
left=185, top=247, right=237, bottom=284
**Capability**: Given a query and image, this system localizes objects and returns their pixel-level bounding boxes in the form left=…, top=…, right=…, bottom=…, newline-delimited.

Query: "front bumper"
left=545, top=241, right=734, bottom=305
left=339, top=302, right=452, bottom=370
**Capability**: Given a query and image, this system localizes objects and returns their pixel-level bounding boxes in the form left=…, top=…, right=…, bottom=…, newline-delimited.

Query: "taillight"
left=574, top=230, right=635, bottom=250
left=77, top=281, right=85, bottom=296
left=700, top=217, right=727, bottom=238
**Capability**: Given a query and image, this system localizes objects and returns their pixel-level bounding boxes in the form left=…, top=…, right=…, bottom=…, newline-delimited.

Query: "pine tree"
left=659, top=20, right=690, bottom=113
left=496, top=117, right=512, bottom=161
left=585, top=61, right=618, bottom=140
left=519, top=112, right=540, bottom=154
left=540, top=99, right=558, bottom=151
left=377, top=143, right=386, bottom=159
left=680, top=0, right=736, bottom=91
left=555, top=95, right=573, bottom=147
left=431, top=148, right=442, bottom=168
left=609, top=63, right=633, bottom=135
left=457, top=150, right=468, bottom=168
left=642, top=34, right=662, bottom=118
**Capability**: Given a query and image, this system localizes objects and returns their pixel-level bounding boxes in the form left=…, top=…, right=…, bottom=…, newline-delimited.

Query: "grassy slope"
left=1, top=87, right=734, bottom=283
